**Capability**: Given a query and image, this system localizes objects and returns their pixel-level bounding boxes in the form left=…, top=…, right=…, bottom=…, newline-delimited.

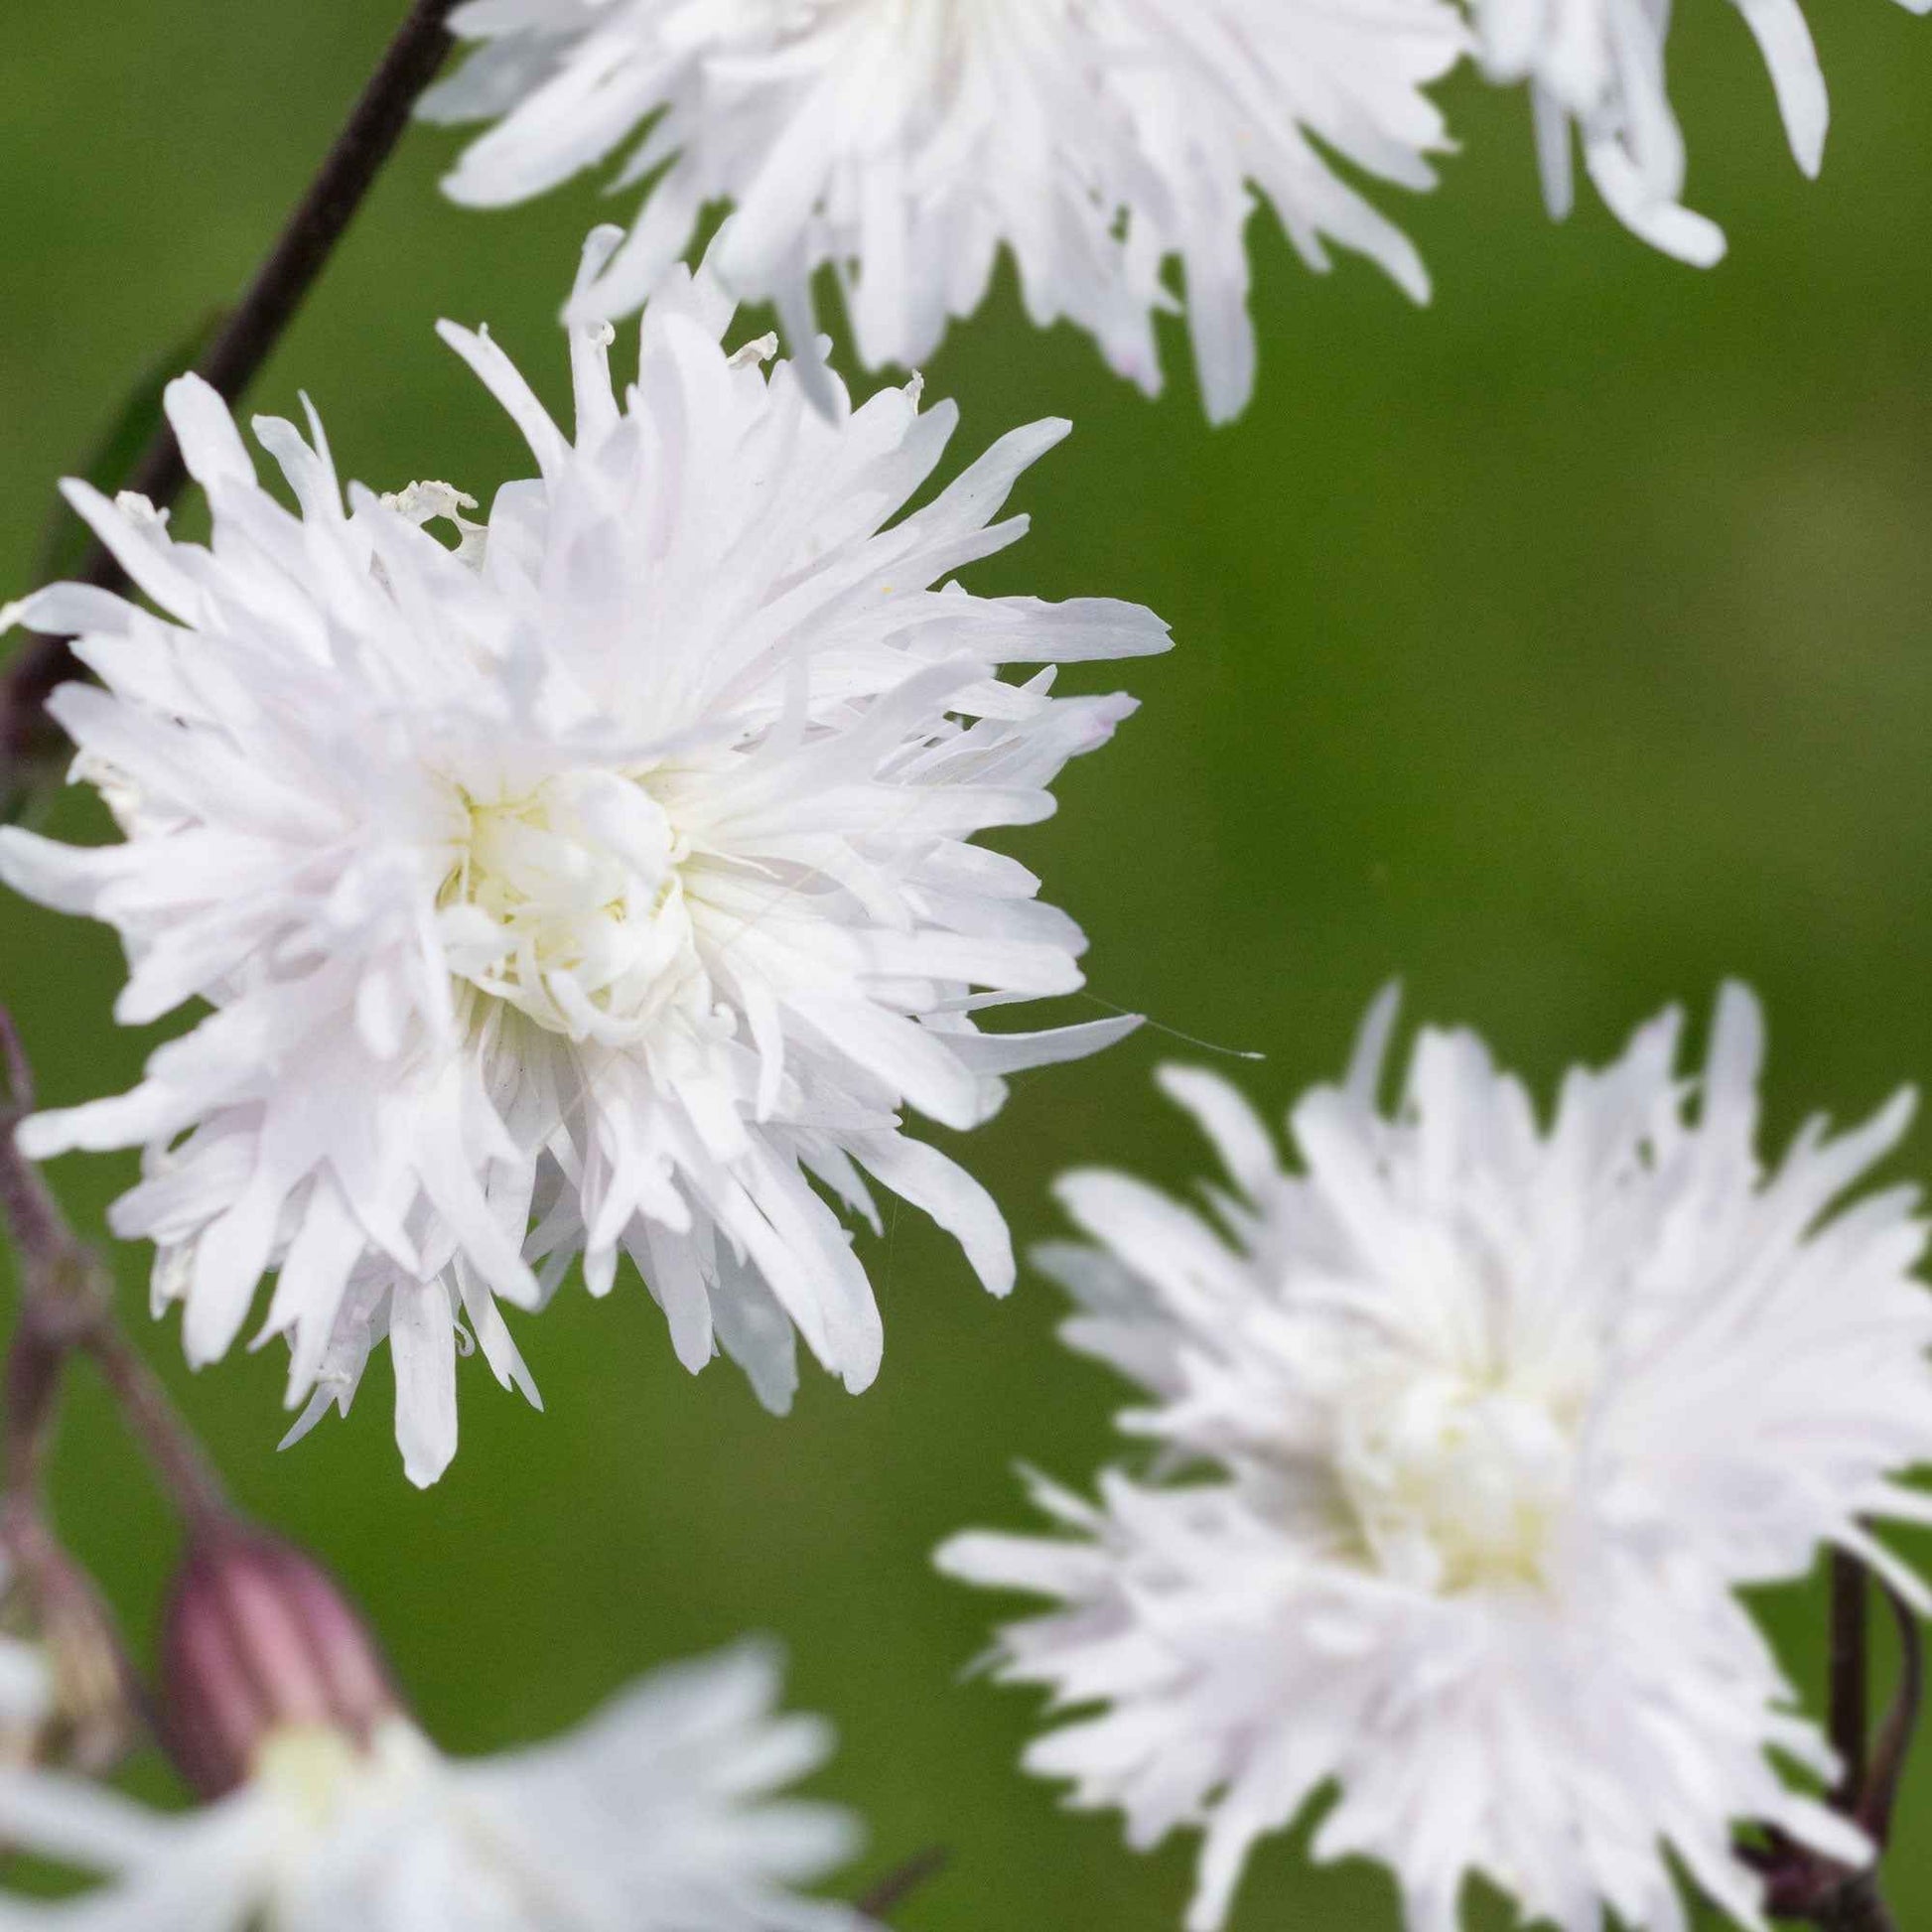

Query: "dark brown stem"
left=0, top=0, right=459, bottom=773
left=1758, top=1556, right=1922, bottom=1928
left=0, top=1011, right=230, bottom=1534
left=1812, top=1871, right=1897, bottom=1932
left=0, top=1014, right=149, bottom=1764
left=1829, top=1552, right=1869, bottom=1808
left=0, top=1017, right=63, bottom=1279
left=81, top=1324, right=229, bottom=1533
left=1857, top=1580, right=1924, bottom=1852
left=1, top=1008, right=99, bottom=1511
left=855, top=1847, right=948, bottom=1923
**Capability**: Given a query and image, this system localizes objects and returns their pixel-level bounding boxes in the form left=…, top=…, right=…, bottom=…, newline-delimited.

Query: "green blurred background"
left=5, top=6, right=1932, bottom=1926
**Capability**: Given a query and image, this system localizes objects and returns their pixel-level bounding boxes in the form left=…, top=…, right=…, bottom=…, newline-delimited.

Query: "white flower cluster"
left=420, top=0, right=1924, bottom=417
left=940, top=987, right=1932, bottom=1930
left=1469, top=0, right=1914, bottom=267
left=0, top=1642, right=860, bottom=1931
left=0, top=232, right=1166, bottom=1486
left=3, top=7, right=1931, bottom=1929
left=424, top=0, right=1462, bottom=424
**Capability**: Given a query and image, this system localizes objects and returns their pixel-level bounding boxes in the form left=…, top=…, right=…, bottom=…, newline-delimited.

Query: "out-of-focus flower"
left=1475, top=0, right=1927, bottom=265
left=0, top=228, right=1167, bottom=1484
left=420, top=0, right=1465, bottom=423
left=0, top=1548, right=127, bottom=1777
left=0, top=1559, right=53, bottom=1759
left=0, top=1640, right=48, bottom=1740
left=0, top=1631, right=860, bottom=1929
left=939, top=986, right=1932, bottom=1931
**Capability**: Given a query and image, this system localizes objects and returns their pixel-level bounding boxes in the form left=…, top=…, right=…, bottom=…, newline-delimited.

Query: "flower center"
left=254, top=1724, right=366, bottom=1831
left=1333, top=1365, right=1579, bottom=1594
left=439, top=769, right=706, bottom=1044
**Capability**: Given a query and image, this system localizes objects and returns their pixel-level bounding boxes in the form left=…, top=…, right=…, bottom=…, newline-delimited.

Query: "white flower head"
left=939, top=986, right=1932, bottom=1932
left=0, top=227, right=1169, bottom=1485
left=420, top=0, right=1465, bottom=424
left=1479, top=0, right=1926, bottom=265
left=0, top=1642, right=861, bottom=1930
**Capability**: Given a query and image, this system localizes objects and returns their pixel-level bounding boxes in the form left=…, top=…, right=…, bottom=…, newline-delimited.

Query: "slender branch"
left=0, top=1012, right=147, bottom=1766
left=82, top=1324, right=229, bottom=1533
left=0, top=1009, right=97, bottom=1509
left=855, top=1847, right=948, bottom=1923
left=0, top=1011, right=230, bottom=1533
left=1857, top=1580, right=1924, bottom=1852
left=1747, top=1549, right=1925, bottom=1929
left=1828, top=1553, right=1869, bottom=1808
left=0, top=1017, right=64, bottom=1285
left=1812, top=1872, right=1897, bottom=1932
left=0, top=0, right=460, bottom=774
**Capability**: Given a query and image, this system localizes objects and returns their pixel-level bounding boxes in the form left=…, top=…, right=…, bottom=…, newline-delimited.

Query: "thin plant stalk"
left=0, top=0, right=460, bottom=781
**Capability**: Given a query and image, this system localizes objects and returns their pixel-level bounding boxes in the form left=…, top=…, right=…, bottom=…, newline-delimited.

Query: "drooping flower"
left=1476, top=0, right=1925, bottom=266
left=419, top=0, right=1466, bottom=424
left=938, top=986, right=1932, bottom=1931
left=0, top=227, right=1167, bottom=1485
left=0, top=1630, right=861, bottom=1930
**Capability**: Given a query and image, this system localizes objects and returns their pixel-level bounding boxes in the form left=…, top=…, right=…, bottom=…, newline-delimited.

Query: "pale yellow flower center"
left=252, top=1724, right=364, bottom=1831
left=439, top=769, right=704, bottom=1044
left=1335, top=1365, right=1580, bottom=1594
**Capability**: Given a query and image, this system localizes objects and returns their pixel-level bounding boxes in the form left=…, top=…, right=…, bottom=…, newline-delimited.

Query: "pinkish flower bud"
left=158, top=1531, right=398, bottom=1797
